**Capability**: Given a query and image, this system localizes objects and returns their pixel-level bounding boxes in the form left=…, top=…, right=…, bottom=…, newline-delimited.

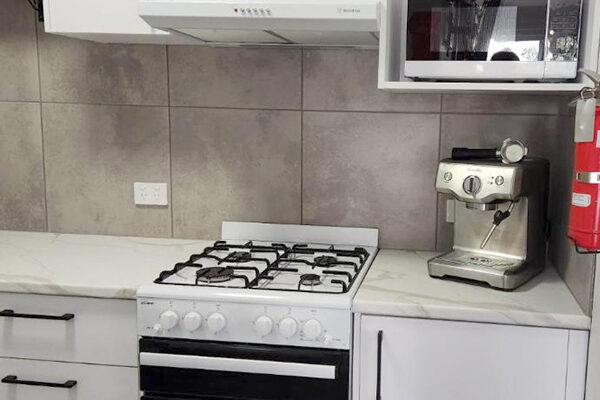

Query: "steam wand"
left=480, top=202, right=516, bottom=249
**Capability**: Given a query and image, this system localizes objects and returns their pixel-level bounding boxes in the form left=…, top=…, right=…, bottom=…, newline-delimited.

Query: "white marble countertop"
left=0, top=230, right=212, bottom=300
left=0, top=231, right=591, bottom=330
left=354, top=250, right=591, bottom=330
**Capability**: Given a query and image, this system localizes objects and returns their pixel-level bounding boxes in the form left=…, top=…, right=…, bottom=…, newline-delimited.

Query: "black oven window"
left=406, top=0, right=548, bottom=62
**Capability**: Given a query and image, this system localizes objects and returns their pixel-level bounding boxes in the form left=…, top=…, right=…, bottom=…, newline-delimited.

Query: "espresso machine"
left=428, top=144, right=549, bottom=290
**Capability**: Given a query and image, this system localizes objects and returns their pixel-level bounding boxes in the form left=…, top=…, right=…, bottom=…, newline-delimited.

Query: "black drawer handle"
left=2, top=375, right=77, bottom=389
left=376, top=330, right=383, bottom=400
left=0, top=309, right=74, bottom=321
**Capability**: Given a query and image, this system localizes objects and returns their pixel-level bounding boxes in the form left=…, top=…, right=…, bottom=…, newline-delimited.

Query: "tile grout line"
left=300, top=48, right=304, bottom=224
left=166, top=45, right=174, bottom=238
left=0, top=99, right=572, bottom=118
left=33, top=16, right=49, bottom=232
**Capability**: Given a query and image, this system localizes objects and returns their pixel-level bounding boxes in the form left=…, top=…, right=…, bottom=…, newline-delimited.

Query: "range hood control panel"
left=235, top=7, right=273, bottom=16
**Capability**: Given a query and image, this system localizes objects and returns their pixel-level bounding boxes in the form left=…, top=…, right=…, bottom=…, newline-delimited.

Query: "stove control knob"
left=183, top=312, right=202, bottom=332
left=279, top=317, right=298, bottom=338
left=254, top=315, right=274, bottom=337
left=207, top=312, right=227, bottom=334
left=302, top=319, right=322, bottom=340
left=158, top=310, right=179, bottom=331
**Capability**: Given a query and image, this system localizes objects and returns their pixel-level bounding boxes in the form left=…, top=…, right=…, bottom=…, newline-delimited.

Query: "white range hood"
left=138, top=0, right=380, bottom=47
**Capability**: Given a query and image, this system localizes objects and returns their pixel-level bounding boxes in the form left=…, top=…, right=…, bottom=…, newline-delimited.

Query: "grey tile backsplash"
left=303, top=112, right=439, bottom=249
left=43, top=103, right=172, bottom=237
left=0, top=0, right=593, bottom=313
left=303, top=49, right=441, bottom=112
left=0, top=102, right=45, bottom=231
left=38, top=30, right=168, bottom=106
left=0, top=0, right=39, bottom=101
left=171, top=107, right=301, bottom=239
left=168, top=46, right=301, bottom=109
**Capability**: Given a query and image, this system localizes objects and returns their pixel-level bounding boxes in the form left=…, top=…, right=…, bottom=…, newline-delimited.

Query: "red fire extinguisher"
left=569, top=71, right=600, bottom=252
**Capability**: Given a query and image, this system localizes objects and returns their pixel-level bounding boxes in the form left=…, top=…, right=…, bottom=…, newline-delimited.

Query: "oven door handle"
left=139, top=352, right=336, bottom=380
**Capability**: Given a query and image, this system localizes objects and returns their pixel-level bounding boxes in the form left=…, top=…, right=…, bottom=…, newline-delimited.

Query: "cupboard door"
left=0, top=357, right=138, bottom=400
left=42, top=0, right=197, bottom=44
left=0, top=293, right=137, bottom=366
left=357, top=316, right=570, bottom=400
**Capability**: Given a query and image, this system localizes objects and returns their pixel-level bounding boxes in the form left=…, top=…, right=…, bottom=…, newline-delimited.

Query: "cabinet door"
left=357, top=316, right=572, bottom=400
left=42, top=0, right=197, bottom=44
left=0, top=293, right=137, bottom=366
left=0, top=357, right=138, bottom=400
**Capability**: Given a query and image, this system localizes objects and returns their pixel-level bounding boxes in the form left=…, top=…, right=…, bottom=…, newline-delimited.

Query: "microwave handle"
left=139, top=352, right=336, bottom=380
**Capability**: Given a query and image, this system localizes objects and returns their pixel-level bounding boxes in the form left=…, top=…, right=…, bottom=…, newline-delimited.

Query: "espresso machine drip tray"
left=428, top=250, right=538, bottom=290
left=452, top=253, right=521, bottom=270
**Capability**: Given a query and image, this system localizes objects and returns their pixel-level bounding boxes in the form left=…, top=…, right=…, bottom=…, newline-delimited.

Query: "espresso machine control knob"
left=463, top=175, right=482, bottom=195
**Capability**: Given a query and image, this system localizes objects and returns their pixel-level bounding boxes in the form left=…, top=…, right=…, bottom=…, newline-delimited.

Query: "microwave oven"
left=403, top=0, right=583, bottom=81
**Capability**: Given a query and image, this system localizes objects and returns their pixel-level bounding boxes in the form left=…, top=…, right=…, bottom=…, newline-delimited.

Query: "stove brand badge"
left=140, top=300, right=154, bottom=305
left=337, top=7, right=361, bottom=13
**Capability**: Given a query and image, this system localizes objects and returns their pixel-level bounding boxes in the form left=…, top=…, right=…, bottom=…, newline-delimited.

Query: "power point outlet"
left=134, top=182, right=168, bottom=206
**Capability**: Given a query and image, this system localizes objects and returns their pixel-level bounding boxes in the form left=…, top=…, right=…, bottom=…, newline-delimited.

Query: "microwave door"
left=444, top=0, right=501, bottom=61
left=405, top=0, right=552, bottom=81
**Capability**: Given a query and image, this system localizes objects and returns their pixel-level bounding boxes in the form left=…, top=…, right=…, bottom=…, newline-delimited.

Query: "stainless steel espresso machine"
left=428, top=144, right=549, bottom=290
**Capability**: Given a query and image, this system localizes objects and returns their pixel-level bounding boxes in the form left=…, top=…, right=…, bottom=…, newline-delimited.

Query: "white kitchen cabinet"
left=584, top=255, right=600, bottom=400
left=0, top=292, right=138, bottom=366
left=354, top=315, right=588, bottom=400
left=0, top=292, right=139, bottom=400
left=0, top=357, right=138, bottom=400
left=42, top=0, right=198, bottom=44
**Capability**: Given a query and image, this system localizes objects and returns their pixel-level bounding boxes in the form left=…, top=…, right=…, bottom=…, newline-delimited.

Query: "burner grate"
left=153, top=241, right=370, bottom=294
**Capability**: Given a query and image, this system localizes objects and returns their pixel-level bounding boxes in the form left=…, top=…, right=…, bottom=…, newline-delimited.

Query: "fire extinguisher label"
left=572, top=193, right=592, bottom=207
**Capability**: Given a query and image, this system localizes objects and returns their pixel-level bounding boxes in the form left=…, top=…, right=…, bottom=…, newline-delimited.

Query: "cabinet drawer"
left=0, top=292, right=137, bottom=366
left=0, top=357, right=138, bottom=400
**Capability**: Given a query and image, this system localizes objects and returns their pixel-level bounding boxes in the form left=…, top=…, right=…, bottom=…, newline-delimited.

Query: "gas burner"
left=226, top=251, right=253, bottom=263
left=314, top=256, right=338, bottom=268
left=196, top=267, right=234, bottom=284
left=299, top=273, right=322, bottom=287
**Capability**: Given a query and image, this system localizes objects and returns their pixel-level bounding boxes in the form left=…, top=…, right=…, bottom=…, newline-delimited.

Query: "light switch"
left=134, top=182, right=168, bottom=206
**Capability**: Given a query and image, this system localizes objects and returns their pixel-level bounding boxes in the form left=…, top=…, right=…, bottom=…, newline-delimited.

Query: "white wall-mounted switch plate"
left=134, top=182, right=168, bottom=206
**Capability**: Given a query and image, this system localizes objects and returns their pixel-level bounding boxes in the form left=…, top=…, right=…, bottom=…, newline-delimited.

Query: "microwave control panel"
left=547, top=0, right=583, bottom=61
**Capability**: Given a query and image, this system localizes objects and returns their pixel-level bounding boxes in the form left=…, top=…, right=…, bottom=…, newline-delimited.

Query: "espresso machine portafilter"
left=428, top=151, right=549, bottom=290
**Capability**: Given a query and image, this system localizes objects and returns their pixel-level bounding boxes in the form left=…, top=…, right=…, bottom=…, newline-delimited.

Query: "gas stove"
left=137, top=222, right=378, bottom=349
left=137, top=222, right=377, bottom=400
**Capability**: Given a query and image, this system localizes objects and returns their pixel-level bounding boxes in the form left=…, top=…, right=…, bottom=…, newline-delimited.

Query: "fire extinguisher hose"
left=568, top=236, right=600, bottom=254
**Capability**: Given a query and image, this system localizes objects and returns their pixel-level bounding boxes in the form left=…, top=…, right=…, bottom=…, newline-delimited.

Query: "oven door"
left=139, top=337, right=349, bottom=400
